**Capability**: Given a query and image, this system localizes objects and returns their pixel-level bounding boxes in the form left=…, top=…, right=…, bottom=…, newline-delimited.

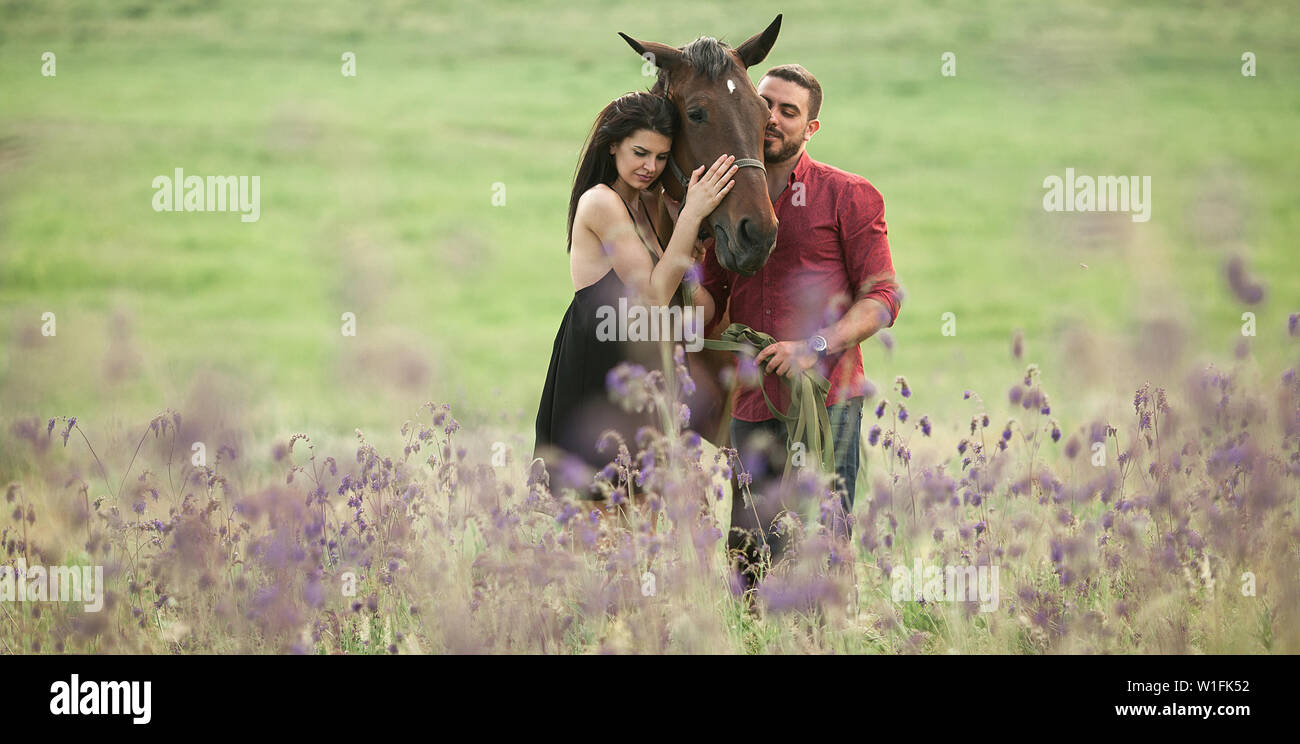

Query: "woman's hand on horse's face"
left=681, top=155, right=738, bottom=225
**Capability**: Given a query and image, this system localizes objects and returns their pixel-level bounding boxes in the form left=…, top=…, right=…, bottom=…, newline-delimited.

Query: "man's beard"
left=763, top=133, right=802, bottom=165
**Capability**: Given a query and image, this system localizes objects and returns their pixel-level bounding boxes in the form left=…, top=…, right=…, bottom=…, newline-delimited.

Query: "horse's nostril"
left=738, top=218, right=762, bottom=248
left=738, top=218, right=764, bottom=249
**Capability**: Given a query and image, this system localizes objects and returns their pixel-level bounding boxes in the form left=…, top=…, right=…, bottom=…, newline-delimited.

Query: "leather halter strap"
left=667, top=154, right=765, bottom=192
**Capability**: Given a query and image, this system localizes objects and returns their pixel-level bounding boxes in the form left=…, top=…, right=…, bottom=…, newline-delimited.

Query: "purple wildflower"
left=1225, top=255, right=1265, bottom=305
left=895, top=375, right=911, bottom=398
left=556, top=502, right=580, bottom=527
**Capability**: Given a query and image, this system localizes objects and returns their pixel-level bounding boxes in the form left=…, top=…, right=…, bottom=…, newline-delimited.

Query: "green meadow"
left=1, top=0, right=1297, bottom=470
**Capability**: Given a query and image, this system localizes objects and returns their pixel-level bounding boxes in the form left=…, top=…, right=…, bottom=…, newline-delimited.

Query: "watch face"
left=811, top=335, right=828, bottom=352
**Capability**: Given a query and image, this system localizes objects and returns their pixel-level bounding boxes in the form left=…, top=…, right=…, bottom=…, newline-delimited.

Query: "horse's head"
left=619, top=15, right=782, bottom=277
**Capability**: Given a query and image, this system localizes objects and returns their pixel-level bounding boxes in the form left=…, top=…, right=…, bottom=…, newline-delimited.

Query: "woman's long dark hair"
left=567, top=91, right=678, bottom=252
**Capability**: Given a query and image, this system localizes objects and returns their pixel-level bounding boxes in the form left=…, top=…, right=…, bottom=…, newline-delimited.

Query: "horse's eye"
left=688, top=108, right=707, bottom=123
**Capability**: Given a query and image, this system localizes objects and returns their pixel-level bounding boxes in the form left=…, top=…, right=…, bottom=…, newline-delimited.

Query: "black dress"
left=533, top=195, right=684, bottom=500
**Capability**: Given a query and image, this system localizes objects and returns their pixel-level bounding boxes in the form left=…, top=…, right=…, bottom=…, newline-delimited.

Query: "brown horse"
left=617, top=15, right=784, bottom=446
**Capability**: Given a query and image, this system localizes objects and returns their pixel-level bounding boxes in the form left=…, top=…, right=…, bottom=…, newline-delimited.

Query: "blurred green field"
left=1, top=0, right=1298, bottom=471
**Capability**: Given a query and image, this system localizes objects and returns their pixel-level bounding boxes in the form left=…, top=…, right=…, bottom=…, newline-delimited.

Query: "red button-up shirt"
left=701, top=150, right=900, bottom=422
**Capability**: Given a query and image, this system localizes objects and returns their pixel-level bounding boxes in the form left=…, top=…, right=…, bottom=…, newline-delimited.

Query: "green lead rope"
left=702, top=323, right=836, bottom=484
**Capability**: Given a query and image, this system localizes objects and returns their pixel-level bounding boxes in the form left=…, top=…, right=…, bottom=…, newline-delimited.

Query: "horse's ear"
left=618, top=32, right=683, bottom=72
left=735, top=14, right=782, bottom=69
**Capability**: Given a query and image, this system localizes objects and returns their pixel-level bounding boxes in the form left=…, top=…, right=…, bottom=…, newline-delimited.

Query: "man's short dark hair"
left=761, top=64, right=822, bottom=121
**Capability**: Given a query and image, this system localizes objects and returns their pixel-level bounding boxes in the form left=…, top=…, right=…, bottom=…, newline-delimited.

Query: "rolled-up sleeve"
left=839, top=179, right=900, bottom=327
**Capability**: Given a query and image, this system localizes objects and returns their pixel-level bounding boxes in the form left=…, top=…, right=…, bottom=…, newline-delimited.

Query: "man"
left=697, top=64, right=901, bottom=591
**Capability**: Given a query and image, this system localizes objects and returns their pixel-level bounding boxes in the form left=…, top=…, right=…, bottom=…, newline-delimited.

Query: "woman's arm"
left=575, top=189, right=679, bottom=307
left=577, top=155, right=738, bottom=307
left=664, top=190, right=719, bottom=329
left=693, top=284, right=716, bottom=329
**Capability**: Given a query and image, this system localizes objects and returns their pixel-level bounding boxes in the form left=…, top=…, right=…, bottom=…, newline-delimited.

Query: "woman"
left=533, top=91, right=738, bottom=509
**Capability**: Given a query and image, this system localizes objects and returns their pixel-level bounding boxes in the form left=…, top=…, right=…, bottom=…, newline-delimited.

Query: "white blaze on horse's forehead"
left=727, top=79, right=736, bottom=94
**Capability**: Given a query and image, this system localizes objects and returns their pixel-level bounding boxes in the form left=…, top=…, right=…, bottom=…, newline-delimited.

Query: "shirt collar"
left=787, top=149, right=812, bottom=185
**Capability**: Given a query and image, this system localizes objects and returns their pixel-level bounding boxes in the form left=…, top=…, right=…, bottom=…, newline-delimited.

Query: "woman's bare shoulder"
left=577, top=183, right=620, bottom=210
left=575, top=184, right=627, bottom=232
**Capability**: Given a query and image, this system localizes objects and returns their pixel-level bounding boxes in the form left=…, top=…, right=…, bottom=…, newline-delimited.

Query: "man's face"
left=758, top=76, right=817, bottom=165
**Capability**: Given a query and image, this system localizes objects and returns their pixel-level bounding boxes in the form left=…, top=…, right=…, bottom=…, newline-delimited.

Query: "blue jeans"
left=727, top=397, right=863, bottom=586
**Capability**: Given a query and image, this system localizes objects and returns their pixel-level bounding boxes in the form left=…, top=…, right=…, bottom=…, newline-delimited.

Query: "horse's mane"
left=651, top=36, right=735, bottom=96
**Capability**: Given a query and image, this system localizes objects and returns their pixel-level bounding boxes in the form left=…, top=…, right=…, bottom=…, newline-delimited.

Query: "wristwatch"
left=808, top=334, right=829, bottom=359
